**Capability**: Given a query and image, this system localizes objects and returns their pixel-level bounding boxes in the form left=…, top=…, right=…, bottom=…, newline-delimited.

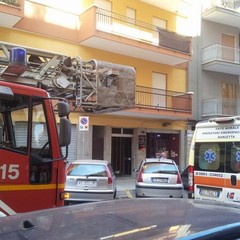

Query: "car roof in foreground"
left=1, top=199, right=240, bottom=240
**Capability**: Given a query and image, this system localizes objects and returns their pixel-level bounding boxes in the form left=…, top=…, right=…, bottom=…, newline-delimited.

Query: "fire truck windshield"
left=0, top=94, right=50, bottom=158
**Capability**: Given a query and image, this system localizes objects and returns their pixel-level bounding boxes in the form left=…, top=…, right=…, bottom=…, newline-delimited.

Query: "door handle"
left=231, top=175, right=237, bottom=186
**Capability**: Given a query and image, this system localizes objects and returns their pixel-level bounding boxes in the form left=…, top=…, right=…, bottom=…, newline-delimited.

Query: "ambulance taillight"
left=188, top=165, right=194, bottom=199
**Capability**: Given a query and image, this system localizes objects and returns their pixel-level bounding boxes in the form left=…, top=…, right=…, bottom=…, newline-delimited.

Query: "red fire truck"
left=0, top=43, right=72, bottom=216
left=0, top=42, right=135, bottom=216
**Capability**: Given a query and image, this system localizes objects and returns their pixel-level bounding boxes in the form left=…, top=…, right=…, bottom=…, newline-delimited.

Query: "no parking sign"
left=79, top=116, right=89, bottom=131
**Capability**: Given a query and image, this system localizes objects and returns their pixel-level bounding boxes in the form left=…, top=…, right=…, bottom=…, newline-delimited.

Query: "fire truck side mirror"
left=57, top=101, right=70, bottom=117
left=57, top=101, right=71, bottom=158
left=59, top=117, right=71, bottom=147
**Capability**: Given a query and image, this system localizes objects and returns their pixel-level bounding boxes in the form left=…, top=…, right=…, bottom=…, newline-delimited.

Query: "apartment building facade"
left=189, top=0, right=240, bottom=122
left=0, top=0, right=193, bottom=176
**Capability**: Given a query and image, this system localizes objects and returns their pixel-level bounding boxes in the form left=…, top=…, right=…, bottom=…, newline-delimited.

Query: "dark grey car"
left=1, top=199, right=240, bottom=239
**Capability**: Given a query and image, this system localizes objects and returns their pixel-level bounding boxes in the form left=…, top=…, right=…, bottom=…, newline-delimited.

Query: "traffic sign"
left=79, top=116, right=89, bottom=131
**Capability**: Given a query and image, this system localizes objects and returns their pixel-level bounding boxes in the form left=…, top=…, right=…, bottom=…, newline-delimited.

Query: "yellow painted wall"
left=110, top=0, right=177, bottom=32
left=84, top=0, right=178, bottom=32
left=0, top=0, right=188, bottom=132
left=168, top=68, right=187, bottom=92
left=69, top=112, right=187, bottom=131
left=0, top=27, right=187, bottom=93
left=0, top=27, right=80, bottom=56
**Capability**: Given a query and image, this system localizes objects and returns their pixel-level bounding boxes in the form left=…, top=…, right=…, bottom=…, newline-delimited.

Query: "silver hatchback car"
left=135, top=158, right=183, bottom=198
left=64, top=160, right=117, bottom=204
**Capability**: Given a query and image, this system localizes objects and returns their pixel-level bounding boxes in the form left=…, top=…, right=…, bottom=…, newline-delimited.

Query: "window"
left=126, top=7, right=136, bottom=19
left=152, top=72, right=166, bottom=108
left=143, top=162, right=177, bottom=174
left=31, top=103, right=49, bottom=152
left=112, top=128, right=133, bottom=135
left=221, top=33, right=235, bottom=62
left=197, top=143, right=221, bottom=171
left=195, top=142, right=240, bottom=173
left=152, top=17, right=166, bottom=44
left=68, top=164, right=107, bottom=177
left=30, top=99, right=52, bottom=184
left=153, top=17, right=166, bottom=29
left=229, top=142, right=240, bottom=173
left=0, top=94, right=29, bottom=154
left=94, top=0, right=112, bottom=11
left=222, top=83, right=236, bottom=115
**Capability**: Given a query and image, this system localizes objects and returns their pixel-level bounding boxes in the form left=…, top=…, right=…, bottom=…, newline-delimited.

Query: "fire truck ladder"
left=0, top=42, right=135, bottom=112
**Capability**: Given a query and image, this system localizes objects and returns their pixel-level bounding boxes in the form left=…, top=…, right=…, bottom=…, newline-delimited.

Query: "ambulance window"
left=228, top=142, right=240, bottom=173
left=195, top=143, right=222, bottom=171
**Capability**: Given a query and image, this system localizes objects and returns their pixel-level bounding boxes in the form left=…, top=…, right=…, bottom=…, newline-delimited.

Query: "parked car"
left=135, top=158, right=183, bottom=198
left=1, top=199, right=240, bottom=239
left=64, top=160, right=117, bottom=204
left=181, top=166, right=189, bottom=189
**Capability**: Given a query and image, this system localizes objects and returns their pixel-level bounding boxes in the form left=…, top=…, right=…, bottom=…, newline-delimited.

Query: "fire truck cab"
left=0, top=44, right=71, bottom=215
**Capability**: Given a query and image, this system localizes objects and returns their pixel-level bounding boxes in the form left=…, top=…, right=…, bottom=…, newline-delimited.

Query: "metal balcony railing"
left=202, top=44, right=240, bottom=64
left=96, top=7, right=191, bottom=54
left=136, top=85, right=192, bottom=112
left=0, top=0, right=19, bottom=7
left=202, top=0, right=240, bottom=12
left=202, top=98, right=240, bottom=117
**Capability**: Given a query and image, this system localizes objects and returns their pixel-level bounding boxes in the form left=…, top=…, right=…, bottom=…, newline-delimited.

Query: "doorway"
left=221, top=33, right=235, bottom=62
left=111, top=137, right=132, bottom=176
left=146, top=133, right=180, bottom=165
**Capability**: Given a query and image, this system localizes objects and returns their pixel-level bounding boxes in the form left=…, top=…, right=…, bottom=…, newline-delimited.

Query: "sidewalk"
left=116, top=177, right=135, bottom=199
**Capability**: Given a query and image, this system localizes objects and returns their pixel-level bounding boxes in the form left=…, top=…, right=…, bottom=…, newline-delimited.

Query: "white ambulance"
left=188, top=116, right=240, bottom=204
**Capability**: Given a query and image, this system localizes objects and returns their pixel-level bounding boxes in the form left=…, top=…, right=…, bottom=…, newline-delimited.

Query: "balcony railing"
left=136, top=85, right=192, bottom=112
left=202, top=44, right=240, bottom=64
left=202, top=0, right=240, bottom=12
left=0, top=0, right=19, bottom=7
left=96, top=7, right=191, bottom=54
left=202, top=98, right=240, bottom=117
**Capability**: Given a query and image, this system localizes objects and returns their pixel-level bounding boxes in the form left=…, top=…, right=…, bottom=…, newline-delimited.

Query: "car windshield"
left=67, top=164, right=107, bottom=177
left=143, top=162, right=177, bottom=174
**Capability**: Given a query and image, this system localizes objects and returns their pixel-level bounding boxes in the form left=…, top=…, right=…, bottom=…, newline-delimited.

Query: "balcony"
left=202, top=98, right=240, bottom=117
left=202, top=0, right=240, bottom=27
left=79, top=6, right=192, bottom=66
left=108, top=86, right=193, bottom=120
left=202, top=44, right=240, bottom=75
left=0, top=0, right=24, bottom=27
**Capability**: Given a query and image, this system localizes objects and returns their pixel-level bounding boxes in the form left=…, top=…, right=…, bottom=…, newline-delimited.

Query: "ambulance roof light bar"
left=209, top=116, right=240, bottom=124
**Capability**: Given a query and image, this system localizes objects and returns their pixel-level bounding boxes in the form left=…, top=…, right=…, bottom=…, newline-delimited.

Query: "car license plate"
left=152, top=178, right=168, bottom=183
left=199, top=188, right=220, bottom=198
left=77, top=180, right=97, bottom=187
